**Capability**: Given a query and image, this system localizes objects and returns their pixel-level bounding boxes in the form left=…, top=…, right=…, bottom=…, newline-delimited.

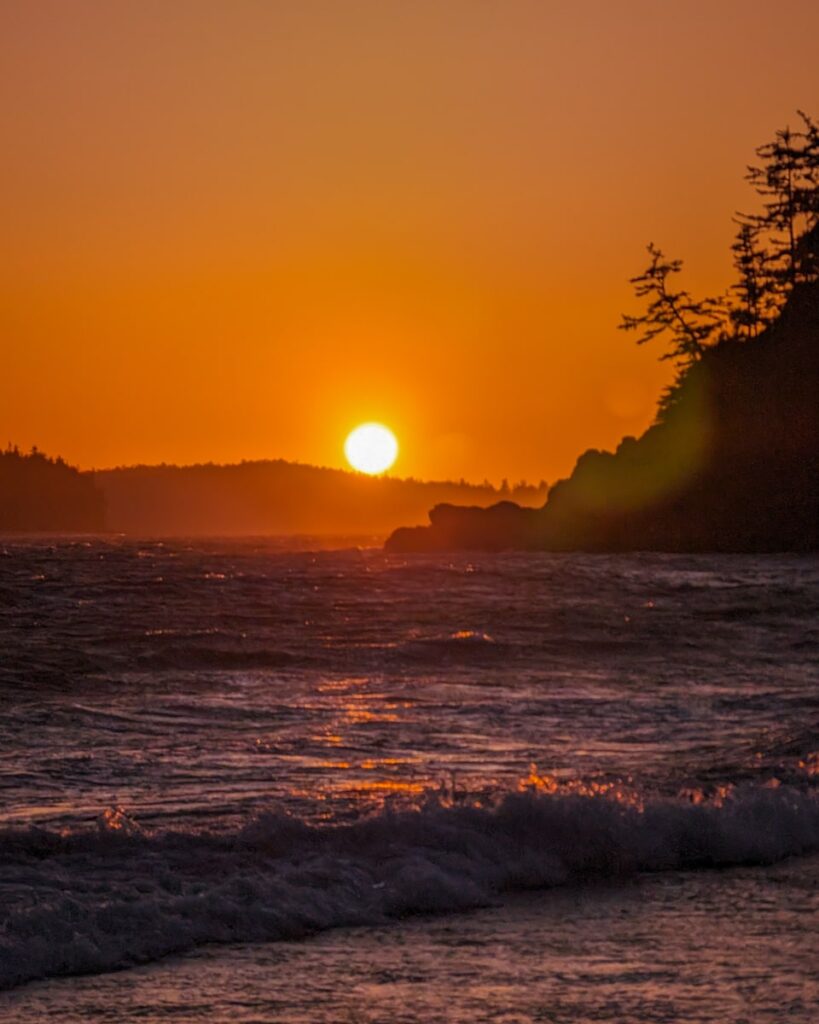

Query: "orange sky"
left=2, top=1, right=818, bottom=484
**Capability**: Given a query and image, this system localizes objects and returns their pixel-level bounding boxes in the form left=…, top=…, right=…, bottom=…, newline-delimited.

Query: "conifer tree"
left=619, top=244, right=727, bottom=417
left=620, top=112, right=817, bottom=417
left=743, top=111, right=819, bottom=298
left=619, top=243, right=725, bottom=364
left=729, top=220, right=770, bottom=339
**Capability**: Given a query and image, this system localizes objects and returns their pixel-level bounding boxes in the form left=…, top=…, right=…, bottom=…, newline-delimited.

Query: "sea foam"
left=1, top=780, right=817, bottom=991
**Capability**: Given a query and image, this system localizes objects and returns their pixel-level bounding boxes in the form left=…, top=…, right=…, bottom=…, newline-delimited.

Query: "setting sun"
left=344, top=423, right=399, bottom=475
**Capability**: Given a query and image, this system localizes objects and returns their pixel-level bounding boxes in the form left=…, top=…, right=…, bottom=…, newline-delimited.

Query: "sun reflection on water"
left=518, top=763, right=645, bottom=811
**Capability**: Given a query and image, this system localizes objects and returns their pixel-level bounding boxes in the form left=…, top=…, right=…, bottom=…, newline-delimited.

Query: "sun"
left=344, top=423, right=399, bottom=475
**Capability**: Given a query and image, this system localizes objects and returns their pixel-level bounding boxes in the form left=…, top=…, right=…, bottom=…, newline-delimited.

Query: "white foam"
left=1, top=781, right=817, bottom=990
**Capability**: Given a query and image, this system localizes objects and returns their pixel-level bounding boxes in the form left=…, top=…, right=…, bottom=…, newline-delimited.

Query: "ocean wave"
left=389, top=630, right=508, bottom=666
left=1, top=780, right=817, bottom=991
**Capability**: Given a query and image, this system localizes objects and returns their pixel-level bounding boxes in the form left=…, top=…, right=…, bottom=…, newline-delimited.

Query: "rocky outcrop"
left=387, top=500, right=544, bottom=552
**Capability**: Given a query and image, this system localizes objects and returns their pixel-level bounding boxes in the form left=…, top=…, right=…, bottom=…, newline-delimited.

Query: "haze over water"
left=1, top=539, right=817, bottom=1020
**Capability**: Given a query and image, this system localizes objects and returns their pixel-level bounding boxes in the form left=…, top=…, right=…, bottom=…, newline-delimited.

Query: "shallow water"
left=0, top=539, right=817, bottom=1017
left=6, top=859, right=818, bottom=1023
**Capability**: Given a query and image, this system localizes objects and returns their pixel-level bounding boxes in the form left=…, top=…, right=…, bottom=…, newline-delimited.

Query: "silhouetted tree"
left=619, top=244, right=726, bottom=364
left=742, top=111, right=819, bottom=298
left=729, top=220, right=771, bottom=339
left=622, top=112, right=817, bottom=376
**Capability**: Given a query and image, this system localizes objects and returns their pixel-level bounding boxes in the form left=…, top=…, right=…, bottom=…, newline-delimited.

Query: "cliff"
left=386, top=278, right=819, bottom=553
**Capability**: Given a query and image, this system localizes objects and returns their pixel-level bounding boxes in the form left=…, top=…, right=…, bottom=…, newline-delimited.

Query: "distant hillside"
left=0, top=447, right=104, bottom=533
left=93, top=460, right=547, bottom=537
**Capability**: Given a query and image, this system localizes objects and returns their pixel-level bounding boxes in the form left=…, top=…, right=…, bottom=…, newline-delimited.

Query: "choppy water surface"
left=0, top=539, right=817, bottom=1020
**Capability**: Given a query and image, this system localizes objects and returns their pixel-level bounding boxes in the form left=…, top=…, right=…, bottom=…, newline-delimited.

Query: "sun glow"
left=344, top=423, right=399, bottom=475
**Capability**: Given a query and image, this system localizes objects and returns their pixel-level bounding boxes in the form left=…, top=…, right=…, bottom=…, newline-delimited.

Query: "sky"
left=2, top=1, right=818, bottom=484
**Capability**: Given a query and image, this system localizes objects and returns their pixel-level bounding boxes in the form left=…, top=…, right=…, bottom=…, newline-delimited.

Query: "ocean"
left=0, top=539, right=817, bottom=1022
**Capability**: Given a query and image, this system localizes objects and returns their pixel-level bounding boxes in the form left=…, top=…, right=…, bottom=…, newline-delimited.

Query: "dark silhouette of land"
left=1, top=452, right=546, bottom=537
left=93, top=462, right=546, bottom=537
left=387, top=275, right=818, bottom=552
left=387, top=115, right=818, bottom=554
left=0, top=447, right=104, bottom=532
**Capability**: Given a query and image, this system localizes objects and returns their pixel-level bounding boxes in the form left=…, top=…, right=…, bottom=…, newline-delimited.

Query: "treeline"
left=0, top=446, right=548, bottom=537
left=95, top=460, right=548, bottom=537
left=621, top=111, right=818, bottom=413
left=0, top=446, right=104, bottom=532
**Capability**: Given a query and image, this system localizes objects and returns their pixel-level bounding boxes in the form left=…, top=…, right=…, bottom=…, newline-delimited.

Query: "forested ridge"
left=0, top=449, right=546, bottom=536
left=0, top=447, right=104, bottom=532
left=387, top=114, right=819, bottom=553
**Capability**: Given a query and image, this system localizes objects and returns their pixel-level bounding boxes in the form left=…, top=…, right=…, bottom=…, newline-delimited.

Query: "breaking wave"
left=1, top=780, right=817, bottom=991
